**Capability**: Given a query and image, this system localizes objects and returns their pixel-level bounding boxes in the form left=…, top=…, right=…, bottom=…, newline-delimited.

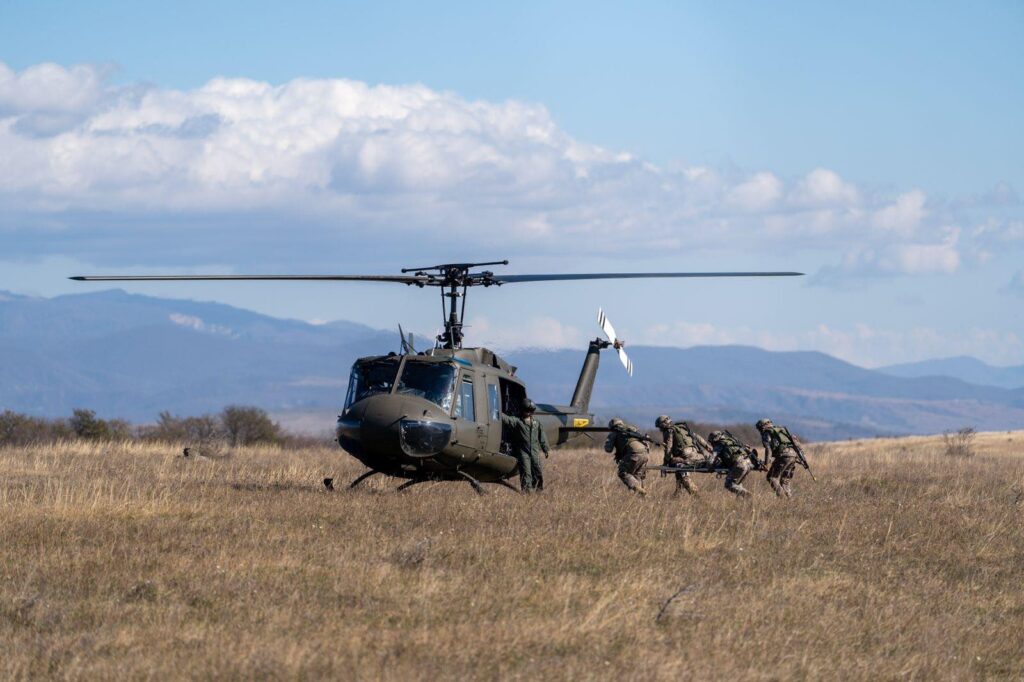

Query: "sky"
left=1, top=1, right=1022, bottom=367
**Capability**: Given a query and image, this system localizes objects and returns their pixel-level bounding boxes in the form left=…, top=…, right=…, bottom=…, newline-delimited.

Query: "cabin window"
left=345, top=359, right=400, bottom=408
left=395, top=361, right=456, bottom=412
left=453, top=378, right=476, bottom=421
left=487, top=384, right=500, bottom=422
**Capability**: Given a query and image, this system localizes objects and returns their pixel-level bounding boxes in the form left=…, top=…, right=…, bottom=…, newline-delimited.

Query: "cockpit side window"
left=345, top=360, right=400, bottom=408
left=487, top=383, right=500, bottom=422
left=453, top=377, right=476, bottom=422
left=395, top=362, right=456, bottom=412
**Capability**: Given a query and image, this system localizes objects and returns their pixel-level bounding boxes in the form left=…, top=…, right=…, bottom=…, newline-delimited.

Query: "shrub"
left=146, top=411, right=224, bottom=444
left=69, top=409, right=111, bottom=441
left=942, top=427, right=976, bottom=458
left=220, top=406, right=281, bottom=447
left=0, top=410, right=73, bottom=445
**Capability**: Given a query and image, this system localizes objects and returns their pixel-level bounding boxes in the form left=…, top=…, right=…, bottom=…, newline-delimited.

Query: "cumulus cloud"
left=468, top=315, right=584, bottom=350
left=0, top=62, right=106, bottom=115
left=0, top=61, right=1018, bottom=282
left=872, top=189, right=927, bottom=234
left=727, top=172, right=782, bottom=211
left=789, top=168, right=859, bottom=207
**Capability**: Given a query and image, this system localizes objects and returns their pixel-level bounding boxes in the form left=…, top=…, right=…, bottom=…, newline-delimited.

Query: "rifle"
left=646, top=464, right=730, bottom=476
left=783, top=427, right=816, bottom=481
left=723, top=429, right=766, bottom=471
left=619, top=426, right=659, bottom=446
left=678, top=421, right=712, bottom=455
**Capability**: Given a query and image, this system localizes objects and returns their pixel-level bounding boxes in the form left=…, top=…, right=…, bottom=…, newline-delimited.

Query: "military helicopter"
left=72, top=260, right=801, bottom=494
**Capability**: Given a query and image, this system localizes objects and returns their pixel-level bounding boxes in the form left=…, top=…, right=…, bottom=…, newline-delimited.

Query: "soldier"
left=655, top=415, right=711, bottom=496
left=706, top=430, right=756, bottom=497
left=757, top=418, right=802, bottom=498
left=604, top=418, right=649, bottom=496
left=500, top=398, right=549, bottom=492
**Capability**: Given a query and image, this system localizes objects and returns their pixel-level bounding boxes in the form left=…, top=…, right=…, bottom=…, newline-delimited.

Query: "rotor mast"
left=400, top=260, right=508, bottom=349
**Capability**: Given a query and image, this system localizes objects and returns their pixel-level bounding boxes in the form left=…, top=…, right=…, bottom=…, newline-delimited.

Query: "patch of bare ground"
left=1, top=434, right=1022, bottom=679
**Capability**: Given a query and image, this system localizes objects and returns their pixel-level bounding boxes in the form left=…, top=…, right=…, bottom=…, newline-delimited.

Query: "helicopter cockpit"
left=344, top=357, right=401, bottom=409
left=394, top=361, right=456, bottom=412
left=346, top=356, right=461, bottom=412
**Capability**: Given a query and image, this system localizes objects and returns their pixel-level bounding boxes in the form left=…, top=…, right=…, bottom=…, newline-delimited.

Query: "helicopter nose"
left=336, top=412, right=361, bottom=446
left=337, top=395, right=405, bottom=457
left=337, top=394, right=453, bottom=462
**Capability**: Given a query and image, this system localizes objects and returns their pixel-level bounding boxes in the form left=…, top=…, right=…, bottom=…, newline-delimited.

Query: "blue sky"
left=1, top=1, right=1022, bottom=366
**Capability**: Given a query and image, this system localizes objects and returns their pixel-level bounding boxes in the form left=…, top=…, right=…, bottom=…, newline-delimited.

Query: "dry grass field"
left=2, top=432, right=1023, bottom=680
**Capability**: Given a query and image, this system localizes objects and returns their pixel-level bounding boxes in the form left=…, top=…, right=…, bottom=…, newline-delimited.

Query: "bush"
left=145, top=411, right=224, bottom=444
left=69, top=409, right=130, bottom=441
left=0, top=410, right=73, bottom=446
left=942, top=427, right=976, bottom=458
left=221, top=406, right=281, bottom=447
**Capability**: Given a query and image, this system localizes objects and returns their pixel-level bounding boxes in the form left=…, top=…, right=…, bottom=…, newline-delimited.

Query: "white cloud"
left=643, top=321, right=741, bottom=347
left=0, top=62, right=105, bottom=115
left=468, top=315, right=584, bottom=350
left=168, top=312, right=235, bottom=337
left=0, top=61, right=1018, bottom=286
left=872, top=189, right=927, bottom=235
left=817, top=228, right=961, bottom=281
left=789, top=168, right=859, bottom=207
left=727, top=171, right=782, bottom=211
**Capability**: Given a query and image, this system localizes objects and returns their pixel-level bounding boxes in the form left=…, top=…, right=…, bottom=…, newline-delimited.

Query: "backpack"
left=670, top=424, right=694, bottom=453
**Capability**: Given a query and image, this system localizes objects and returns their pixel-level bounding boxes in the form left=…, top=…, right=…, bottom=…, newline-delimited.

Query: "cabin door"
left=483, top=378, right=503, bottom=454
left=452, top=369, right=487, bottom=453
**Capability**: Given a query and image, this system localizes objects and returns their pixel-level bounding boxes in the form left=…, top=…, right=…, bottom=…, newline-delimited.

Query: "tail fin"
left=570, top=339, right=604, bottom=412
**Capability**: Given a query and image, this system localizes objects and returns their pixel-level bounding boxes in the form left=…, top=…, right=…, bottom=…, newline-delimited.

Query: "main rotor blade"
left=69, top=274, right=428, bottom=284
left=494, top=271, right=803, bottom=283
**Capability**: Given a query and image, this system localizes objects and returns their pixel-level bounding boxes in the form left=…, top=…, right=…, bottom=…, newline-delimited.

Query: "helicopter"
left=71, top=260, right=802, bottom=494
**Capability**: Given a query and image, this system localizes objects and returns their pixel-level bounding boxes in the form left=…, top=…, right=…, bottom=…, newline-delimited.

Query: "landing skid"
left=326, top=471, right=520, bottom=496
left=456, top=470, right=486, bottom=496
left=495, top=479, right=521, bottom=494
left=396, top=478, right=428, bottom=492
left=348, top=470, right=380, bottom=489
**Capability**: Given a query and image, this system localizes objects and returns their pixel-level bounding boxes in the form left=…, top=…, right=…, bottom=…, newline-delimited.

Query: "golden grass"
left=2, top=434, right=1023, bottom=680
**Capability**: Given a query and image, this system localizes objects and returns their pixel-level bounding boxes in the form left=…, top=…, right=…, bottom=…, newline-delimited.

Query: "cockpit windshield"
left=344, top=359, right=400, bottom=408
left=396, top=361, right=456, bottom=412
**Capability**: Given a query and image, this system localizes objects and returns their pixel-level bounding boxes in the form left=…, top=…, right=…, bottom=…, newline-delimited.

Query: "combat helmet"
left=522, top=399, right=537, bottom=414
left=608, top=418, right=625, bottom=430
left=655, top=415, right=672, bottom=429
left=707, top=430, right=726, bottom=444
left=755, top=418, right=773, bottom=431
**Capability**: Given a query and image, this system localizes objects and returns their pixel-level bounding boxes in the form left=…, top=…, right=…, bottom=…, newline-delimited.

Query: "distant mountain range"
left=2, top=289, right=1022, bottom=440
left=880, top=356, right=1024, bottom=390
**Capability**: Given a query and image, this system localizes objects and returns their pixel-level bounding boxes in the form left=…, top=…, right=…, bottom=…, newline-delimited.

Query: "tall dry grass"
left=1, top=433, right=1022, bottom=680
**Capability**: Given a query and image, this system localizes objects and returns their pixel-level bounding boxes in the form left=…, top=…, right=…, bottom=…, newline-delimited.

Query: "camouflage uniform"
left=758, top=420, right=799, bottom=498
left=657, top=417, right=710, bottom=496
left=604, top=420, right=649, bottom=495
left=708, top=431, right=754, bottom=497
left=501, top=413, right=549, bottom=492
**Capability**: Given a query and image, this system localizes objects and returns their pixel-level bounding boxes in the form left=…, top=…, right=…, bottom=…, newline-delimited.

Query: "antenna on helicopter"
left=397, top=324, right=416, bottom=355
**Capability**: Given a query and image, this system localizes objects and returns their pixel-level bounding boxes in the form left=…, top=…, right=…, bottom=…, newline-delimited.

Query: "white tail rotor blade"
left=598, top=308, right=633, bottom=376
left=597, top=308, right=618, bottom=344
left=617, top=346, right=633, bottom=376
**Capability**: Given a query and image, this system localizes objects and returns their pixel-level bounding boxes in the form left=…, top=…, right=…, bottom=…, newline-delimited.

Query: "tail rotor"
left=597, top=308, right=633, bottom=376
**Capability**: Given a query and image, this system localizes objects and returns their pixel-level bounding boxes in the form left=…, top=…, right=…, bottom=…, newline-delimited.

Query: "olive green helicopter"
left=72, top=261, right=801, bottom=494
